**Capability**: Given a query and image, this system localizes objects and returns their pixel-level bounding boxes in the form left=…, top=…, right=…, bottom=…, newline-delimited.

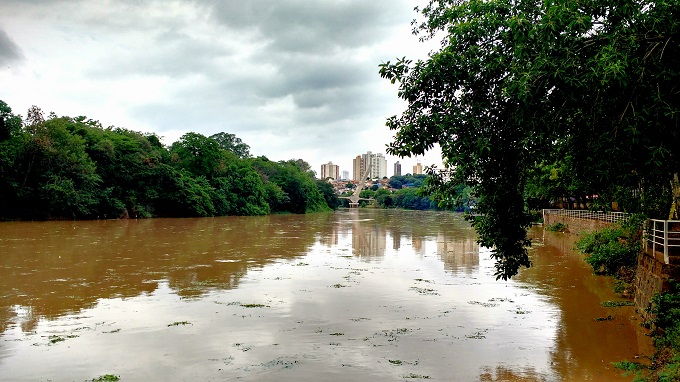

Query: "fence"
left=644, top=219, right=680, bottom=265
left=542, top=209, right=629, bottom=224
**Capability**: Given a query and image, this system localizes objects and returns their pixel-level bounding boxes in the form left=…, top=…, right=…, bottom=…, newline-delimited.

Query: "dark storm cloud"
left=0, top=28, right=23, bottom=66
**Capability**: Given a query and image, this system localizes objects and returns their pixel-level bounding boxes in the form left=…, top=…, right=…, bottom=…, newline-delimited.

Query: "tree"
left=380, top=1, right=679, bottom=279
left=250, top=157, right=330, bottom=213
left=209, top=132, right=251, bottom=158
left=0, top=100, right=22, bottom=141
left=170, top=132, right=223, bottom=179
left=315, top=179, right=340, bottom=210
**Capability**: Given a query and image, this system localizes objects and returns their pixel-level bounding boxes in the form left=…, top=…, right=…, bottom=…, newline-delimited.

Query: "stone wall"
left=635, top=250, right=680, bottom=322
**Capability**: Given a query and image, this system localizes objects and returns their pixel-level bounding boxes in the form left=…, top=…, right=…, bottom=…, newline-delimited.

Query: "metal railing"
left=645, top=219, right=680, bottom=264
left=542, top=209, right=629, bottom=223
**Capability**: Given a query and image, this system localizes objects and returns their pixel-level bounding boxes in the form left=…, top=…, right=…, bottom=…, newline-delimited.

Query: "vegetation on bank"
left=574, top=216, right=680, bottom=380
left=575, top=216, right=643, bottom=277
left=612, top=282, right=680, bottom=381
left=0, top=101, right=330, bottom=220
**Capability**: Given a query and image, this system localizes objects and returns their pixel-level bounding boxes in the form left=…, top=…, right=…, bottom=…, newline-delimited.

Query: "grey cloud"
left=205, top=0, right=399, bottom=54
left=0, top=28, right=23, bottom=66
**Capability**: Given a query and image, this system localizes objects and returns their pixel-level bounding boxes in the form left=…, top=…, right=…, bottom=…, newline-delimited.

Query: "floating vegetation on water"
left=601, top=300, right=634, bottom=307
left=414, top=278, right=433, bottom=283
left=233, top=343, right=252, bottom=352
left=409, top=287, right=439, bottom=295
left=468, top=300, right=498, bottom=308
left=240, top=303, right=269, bottom=308
left=349, top=317, right=371, bottom=322
left=329, top=332, right=344, bottom=336
left=466, top=331, right=487, bottom=339
left=261, top=357, right=300, bottom=369
left=402, top=373, right=431, bottom=379
left=330, top=284, right=348, bottom=288
left=167, top=321, right=191, bottom=327
left=103, top=328, right=121, bottom=333
left=90, top=374, right=120, bottom=382
left=389, top=359, right=403, bottom=365
left=489, top=297, right=514, bottom=303
left=378, top=328, right=412, bottom=342
left=46, top=334, right=78, bottom=345
left=294, top=262, right=309, bottom=266
left=594, top=315, right=614, bottom=322
left=513, top=308, right=531, bottom=315
left=48, top=335, right=65, bottom=344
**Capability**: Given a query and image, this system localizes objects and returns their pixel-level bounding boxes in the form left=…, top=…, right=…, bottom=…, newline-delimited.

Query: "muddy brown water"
left=0, top=209, right=652, bottom=381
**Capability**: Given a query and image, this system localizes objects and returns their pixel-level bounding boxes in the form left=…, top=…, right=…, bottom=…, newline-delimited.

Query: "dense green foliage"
left=380, top=0, right=679, bottom=279
left=576, top=226, right=641, bottom=275
left=622, top=281, right=680, bottom=381
left=388, top=174, right=427, bottom=189
left=575, top=216, right=643, bottom=275
left=0, top=101, right=331, bottom=220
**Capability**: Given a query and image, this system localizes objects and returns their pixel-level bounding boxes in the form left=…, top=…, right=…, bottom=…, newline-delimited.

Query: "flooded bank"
left=0, top=209, right=652, bottom=381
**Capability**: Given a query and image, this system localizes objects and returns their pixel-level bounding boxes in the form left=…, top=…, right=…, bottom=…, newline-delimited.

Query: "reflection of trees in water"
left=0, top=210, right=479, bottom=334
left=0, top=213, right=335, bottom=333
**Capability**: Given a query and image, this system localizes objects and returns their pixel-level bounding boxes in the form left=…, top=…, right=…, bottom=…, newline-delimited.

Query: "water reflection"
left=0, top=214, right=335, bottom=332
left=0, top=210, right=652, bottom=381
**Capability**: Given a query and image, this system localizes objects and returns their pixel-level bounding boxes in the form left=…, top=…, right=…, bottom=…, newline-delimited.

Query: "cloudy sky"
left=0, top=0, right=441, bottom=177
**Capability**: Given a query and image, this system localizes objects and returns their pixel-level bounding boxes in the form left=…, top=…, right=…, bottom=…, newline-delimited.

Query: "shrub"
left=546, top=222, right=567, bottom=232
left=576, top=224, right=640, bottom=275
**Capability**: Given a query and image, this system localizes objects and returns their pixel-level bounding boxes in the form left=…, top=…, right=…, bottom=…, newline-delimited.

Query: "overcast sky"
left=0, top=0, right=441, bottom=177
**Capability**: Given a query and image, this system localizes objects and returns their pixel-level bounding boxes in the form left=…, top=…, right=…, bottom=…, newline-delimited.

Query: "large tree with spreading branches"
left=380, top=0, right=679, bottom=279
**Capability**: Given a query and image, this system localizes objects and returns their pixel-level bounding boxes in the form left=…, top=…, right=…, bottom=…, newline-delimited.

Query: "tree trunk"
left=670, top=173, right=680, bottom=220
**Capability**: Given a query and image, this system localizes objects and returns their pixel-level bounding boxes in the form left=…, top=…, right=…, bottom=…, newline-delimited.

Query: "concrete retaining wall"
left=543, top=213, right=616, bottom=233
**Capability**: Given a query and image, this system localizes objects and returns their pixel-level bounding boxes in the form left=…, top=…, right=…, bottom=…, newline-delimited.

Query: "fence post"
left=665, top=220, right=670, bottom=264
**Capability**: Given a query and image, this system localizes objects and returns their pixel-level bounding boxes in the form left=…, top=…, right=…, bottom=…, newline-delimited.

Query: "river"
left=0, top=209, right=652, bottom=381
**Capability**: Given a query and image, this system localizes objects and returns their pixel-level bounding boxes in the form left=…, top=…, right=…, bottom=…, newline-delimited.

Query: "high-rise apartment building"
left=413, top=162, right=423, bottom=175
left=341, top=170, right=349, bottom=180
left=353, top=151, right=387, bottom=180
left=353, top=155, right=364, bottom=181
left=394, top=161, right=402, bottom=176
left=320, top=161, right=340, bottom=180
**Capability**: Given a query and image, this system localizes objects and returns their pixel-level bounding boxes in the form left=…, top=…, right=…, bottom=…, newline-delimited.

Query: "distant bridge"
left=340, top=161, right=372, bottom=207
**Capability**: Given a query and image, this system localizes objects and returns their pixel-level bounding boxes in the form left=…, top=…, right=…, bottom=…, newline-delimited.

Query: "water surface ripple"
left=0, top=209, right=651, bottom=381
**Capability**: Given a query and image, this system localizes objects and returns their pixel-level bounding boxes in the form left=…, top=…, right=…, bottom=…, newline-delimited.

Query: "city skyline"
left=320, top=152, right=429, bottom=180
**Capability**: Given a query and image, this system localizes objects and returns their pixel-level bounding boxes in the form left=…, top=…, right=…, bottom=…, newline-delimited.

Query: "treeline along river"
left=0, top=209, right=652, bottom=381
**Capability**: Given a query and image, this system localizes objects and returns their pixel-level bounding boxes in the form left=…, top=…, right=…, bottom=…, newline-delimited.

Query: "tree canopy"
left=380, top=0, right=679, bottom=279
left=0, top=101, right=332, bottom=220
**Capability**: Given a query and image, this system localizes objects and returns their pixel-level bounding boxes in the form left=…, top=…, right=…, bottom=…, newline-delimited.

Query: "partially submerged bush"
left=575, top=216, right=643, bottom=276
left=546, top=222, right=567, bottom=232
